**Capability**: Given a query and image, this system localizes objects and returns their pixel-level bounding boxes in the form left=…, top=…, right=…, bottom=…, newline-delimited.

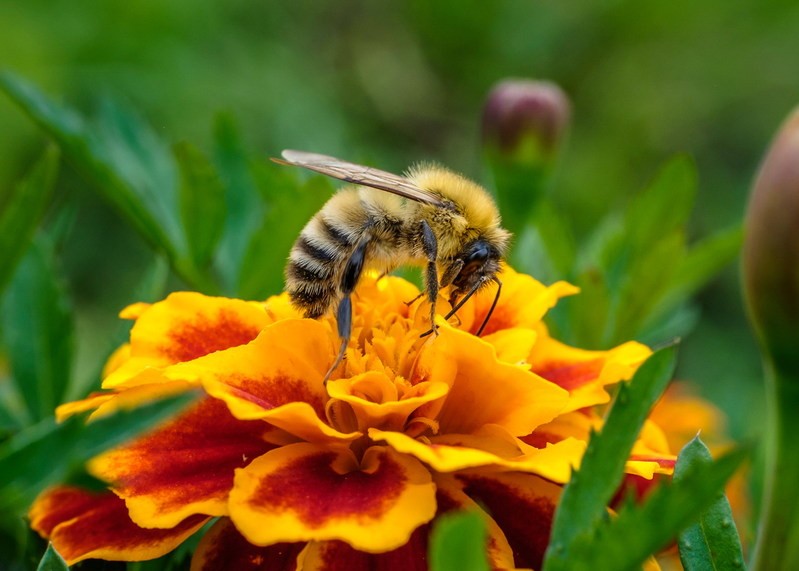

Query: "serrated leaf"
left=543, top=346, right=677, bottom=570
left=36, top=544, right=68, bottom=571
left=0, top=72, right=181, bottom=259
left=0, top=391, right=198, bottom=515
left=1, top=238, right=73, bottom=424
left=0, top=146, right=58, bottom=296
left=430, top=511, right=490, bottom=571
left=676, top=437, right=745, bottom=571
left=175, top=141, right=226, bottom=268
left=570, top=446, right=748, bottom=571
left=212, top=113, right=264, bottom=294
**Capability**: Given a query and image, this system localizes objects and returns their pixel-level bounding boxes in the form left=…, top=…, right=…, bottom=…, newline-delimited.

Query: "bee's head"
left=445, top=238, right=502, bottom=305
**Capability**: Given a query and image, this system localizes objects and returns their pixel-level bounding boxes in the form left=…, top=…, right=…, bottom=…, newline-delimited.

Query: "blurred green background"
left=4, top=0, right=798, bottom=444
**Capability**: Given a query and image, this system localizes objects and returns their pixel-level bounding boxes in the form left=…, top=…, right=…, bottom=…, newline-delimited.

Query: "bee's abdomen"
left=286, top=215, right=358, bottom=318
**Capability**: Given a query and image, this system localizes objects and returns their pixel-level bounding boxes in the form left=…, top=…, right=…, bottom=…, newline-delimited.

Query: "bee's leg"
left=403, top=291, right=425, bottom=307
left=419, top=220, right=439, bottom=337
left=324, top=235, right=370, bottom=384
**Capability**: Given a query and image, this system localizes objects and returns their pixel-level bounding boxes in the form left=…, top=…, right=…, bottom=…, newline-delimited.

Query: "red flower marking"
left=470, top=306, right=514, bottom=337
left=195, top=519, right=303, bottom=571
left=98, top=399, right=275, bottom=515
left=31, top=488, right=207, bottom=564
left=520, top=431, right=564, bottom=449
left=460, top=475, right=555, bottom=570
left=223, top=374, right=326, bottom=419
left=317, top=529, right=428, bottom=571
left=250, top=452, right=406, bottom=527
left=534, top=358, right=604, bottom=391
left=165, top=309, right=262, bottom=362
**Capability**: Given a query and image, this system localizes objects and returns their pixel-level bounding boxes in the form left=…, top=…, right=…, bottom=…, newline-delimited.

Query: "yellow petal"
left=531, top=331, right=652, bottom=412
left=160, top=319, right=360, bottom=443
left=229, top=443, right=436, bottom=552
left=371, top=427, right=584, bottom=483
left=103, top=292, right=271, bottom=388
left=414, top=326, right=568, bottom=436
left=327, top=372, right=449, bottom=432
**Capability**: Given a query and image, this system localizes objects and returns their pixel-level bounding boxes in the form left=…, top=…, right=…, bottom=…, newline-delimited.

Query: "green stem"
left=751, top=361, right=799, bottom=570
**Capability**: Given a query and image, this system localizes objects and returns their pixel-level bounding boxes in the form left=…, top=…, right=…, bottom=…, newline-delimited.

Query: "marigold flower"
left=30, top=267, right=673, bottom=570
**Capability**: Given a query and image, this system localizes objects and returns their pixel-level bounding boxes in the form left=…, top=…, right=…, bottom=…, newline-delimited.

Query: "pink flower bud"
left=744, top=108, right=799, bottom=371
left=481, top=79, right=570, bottom=164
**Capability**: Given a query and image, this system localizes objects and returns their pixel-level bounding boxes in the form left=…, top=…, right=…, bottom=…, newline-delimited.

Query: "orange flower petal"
left=88, top=398, right=279, bottom=528
left=55, top=392, right=115, bottom=422
left=327, top=372, right=449, bottom=432
left=349, top=273, right=421, bottom=319
left=457, top=265, right=579, bottom=335
left=104, top=292, right=270, bottom=388
left=370, top=427, right=584, bottom=483
left=29, top=486, right=208, bottom=565
left=301, top=479, right=518, bottom=571
left=483, top=328, right=538, bottom=366
left=162, top=320, right=359, bottom=443
left=530, top=332, right=652, bottom=412
left=414, top=327, right=568, bottom=436
left=56, top=380, right=195, bottom=422
left=455, top=471, right=563, bottom=570
left=229, top=443, right=436, bottom=552
left=521, top=410, right=595, bottom=449
left=191, top=518, right=305, bottom=571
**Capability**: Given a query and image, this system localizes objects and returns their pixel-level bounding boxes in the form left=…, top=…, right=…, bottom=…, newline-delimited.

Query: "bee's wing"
left=273, top=150, right=446, bottom=207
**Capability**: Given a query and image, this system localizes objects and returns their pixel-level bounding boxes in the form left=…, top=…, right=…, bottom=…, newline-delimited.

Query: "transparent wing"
left=272, top=150, right=445, bottom=207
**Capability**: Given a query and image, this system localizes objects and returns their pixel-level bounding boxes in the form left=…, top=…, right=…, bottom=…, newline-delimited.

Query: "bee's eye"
left=465, top=243, right=489, bottom=265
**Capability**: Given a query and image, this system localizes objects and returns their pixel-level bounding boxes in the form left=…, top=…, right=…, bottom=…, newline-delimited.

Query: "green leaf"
left=485, top=157, right=551, bottom=237
left=654, top=226, right=743, bottom=318
left=0, top=391, right=198, bottom=515
left=0, top=147, right=58, bottom=295
left=1, top=237, right=73, bottom=423
left=676, top=437, right=745, bottom=571
left=610, top=230, right=685, bottom=344
left=430, top=511, right=490, bottom=571
left=625, top=155, right=697, bottom=252
left=0, top=72, right=182, bottom=260
left=511, top=200, right=576, bottom=283
left=237, top=169, right=330, bottom=299
left=577, top=446, right=748, bottom=571
left=65, top=254, right=169, bottom=402
left=212, top=113, right=264, bottom=294
left=543, top=346, right=677, bottom=570
left=175, top=141, right=226, bottom=268
left=36, top=544, right=68, bottom=571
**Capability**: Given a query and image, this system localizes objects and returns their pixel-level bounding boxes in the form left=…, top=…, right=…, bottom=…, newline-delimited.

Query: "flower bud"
left=743, top=108, right=799, bottom=372
left=481, top=79, right=570, bottom=166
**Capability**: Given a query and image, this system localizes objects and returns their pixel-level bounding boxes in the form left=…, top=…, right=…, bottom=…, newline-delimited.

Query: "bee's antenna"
left=475, top=277, right=502, bottom=336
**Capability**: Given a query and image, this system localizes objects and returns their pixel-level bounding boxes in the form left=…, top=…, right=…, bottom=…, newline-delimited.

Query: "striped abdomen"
left=285, top=211, right=361, bottom=318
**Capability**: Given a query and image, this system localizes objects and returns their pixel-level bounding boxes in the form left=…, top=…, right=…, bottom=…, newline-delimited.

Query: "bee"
left=272, top=150, right=511, bottom=381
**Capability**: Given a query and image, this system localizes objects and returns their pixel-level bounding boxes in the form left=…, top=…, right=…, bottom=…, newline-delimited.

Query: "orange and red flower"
left=30, top=267, right=673, bottom=570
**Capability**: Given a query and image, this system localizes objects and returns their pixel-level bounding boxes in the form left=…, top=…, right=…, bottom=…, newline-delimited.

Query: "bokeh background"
left=3, top=0, right=798, bottom=457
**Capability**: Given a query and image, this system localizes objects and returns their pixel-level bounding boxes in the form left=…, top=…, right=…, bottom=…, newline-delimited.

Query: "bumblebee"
left=273, top=150, right=511, bottom=381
